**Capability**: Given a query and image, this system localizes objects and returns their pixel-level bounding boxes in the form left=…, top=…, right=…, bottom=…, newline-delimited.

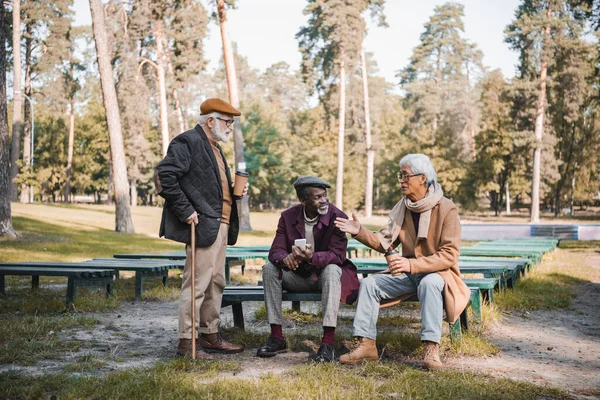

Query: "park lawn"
left=0, top=359, right=569, bottom=400
left=0, top=216, right=183, bottom=263
left=0, top=204, right=594, bottom=398
left=494, top=248, right=598, bottom=311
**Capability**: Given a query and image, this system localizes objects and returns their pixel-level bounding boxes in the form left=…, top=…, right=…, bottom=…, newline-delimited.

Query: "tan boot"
left=422, top=341, right=442, bottom=369
left=176, top=339, right=214, bottom=359
left=339, top=338, right=378, bottom=365
left=199, top=333, right=244, bottom=354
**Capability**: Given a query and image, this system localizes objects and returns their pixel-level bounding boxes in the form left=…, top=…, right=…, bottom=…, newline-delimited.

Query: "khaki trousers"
left=178, top=223, right=228, bottom=339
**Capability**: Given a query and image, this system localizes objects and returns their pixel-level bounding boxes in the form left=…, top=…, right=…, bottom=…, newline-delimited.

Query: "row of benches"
left=1, top=238, right=556, bottom=342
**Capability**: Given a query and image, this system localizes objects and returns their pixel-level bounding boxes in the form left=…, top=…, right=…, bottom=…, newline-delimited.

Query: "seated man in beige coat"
left=334, top=153, right=470, bottom=369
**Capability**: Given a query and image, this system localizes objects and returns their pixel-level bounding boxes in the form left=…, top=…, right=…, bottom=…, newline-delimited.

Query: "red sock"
left=271, top=324, right=283, bottom=340
left=322, top=326, right=335, bottom=346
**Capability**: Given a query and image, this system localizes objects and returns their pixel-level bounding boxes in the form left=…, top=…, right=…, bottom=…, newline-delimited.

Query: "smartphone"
left=294, top=238, right=307, bottom=250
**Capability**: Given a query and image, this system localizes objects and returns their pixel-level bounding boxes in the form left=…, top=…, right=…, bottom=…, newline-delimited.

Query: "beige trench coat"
left=354, top=197, right=471, bottom=324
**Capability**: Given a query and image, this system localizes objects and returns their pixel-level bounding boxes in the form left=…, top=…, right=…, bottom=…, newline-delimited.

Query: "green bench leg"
left=232, top=303, right=245, bottom=330
left=225, top=261, right=231, bottom=285
left=66, top=278, right=76, bottom=304
left=162, top=270, right=168, bottom=286
left=32, top=275, right=40, bottom=290
left=292, top=301, right=301, bottom=312
left=470, top=289, right=482, bottom=324
left=135, top=272, right=143, bottom=301
left=0, top=274, right=5, bottom=295
left=460, top=308, right=469, bottom=331
left=107, top=281, right=113, bottom=297
left=449, top=320, right=462, bottom=343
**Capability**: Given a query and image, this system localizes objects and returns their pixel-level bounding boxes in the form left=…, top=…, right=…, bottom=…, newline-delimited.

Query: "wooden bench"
left=220, top=277, right=496, bottom=343
left=352, top=258, right=510, bottom=289
left=0, top=265, right=115, bottom=304
left=88, top=259, right=185, bottom=300
left=113, top=251, right=269, bottom=284
left=459, top=247, right=544, bottom=265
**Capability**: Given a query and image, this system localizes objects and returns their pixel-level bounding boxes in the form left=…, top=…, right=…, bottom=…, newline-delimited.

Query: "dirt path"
left=447, top=253, right=600, bottom=398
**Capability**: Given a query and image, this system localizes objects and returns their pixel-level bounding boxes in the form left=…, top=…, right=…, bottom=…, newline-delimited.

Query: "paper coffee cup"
left=384, top=249, right=400, bottom=267
left=233, top=171, right=249, bottom=198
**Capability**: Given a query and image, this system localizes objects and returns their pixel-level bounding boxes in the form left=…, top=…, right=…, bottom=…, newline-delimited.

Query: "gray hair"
left=198, top=112, right=221, bottom=124
left=399, top=154, right=438, bottom=187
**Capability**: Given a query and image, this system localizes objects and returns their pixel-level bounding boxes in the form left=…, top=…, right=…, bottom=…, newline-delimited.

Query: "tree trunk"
left=530, top=4, right=551, bottom=224
left=20, top=29, right=32, bottom=204
left=217, top=0, right=252, bottom=231
left=569, top=163, right=577, bottom=216
left=361, top=42, right=374, bottom=218
left=89, top=0, right=134, bottom=233
left=505, top=181, right=511, bottom=215
left=154, top=23, right=170, bottom=157
left=164, top=42, right=186, bottom=134
left=9, top=0, right=22, bottom=201
left=0, top=4, right=17, bottom=237
left=64, top=97, right=75, bottom=202
left=130, top=178, right=137, bottom=208
left=335, top=47, right=346, bottom=209
left=106, top=144, right=114, bottom=205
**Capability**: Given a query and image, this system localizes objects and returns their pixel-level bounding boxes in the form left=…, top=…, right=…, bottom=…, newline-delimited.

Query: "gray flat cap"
left=293, top=176, right=331, bottom=189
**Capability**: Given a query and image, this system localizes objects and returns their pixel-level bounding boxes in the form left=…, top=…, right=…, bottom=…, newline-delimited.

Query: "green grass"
left=0, top=216, right=183, bottom=263
left=0, top=360, right=568, bottom=400
left=0, top=313, right=99, bottom=365
left=495, top=249, right=595, bottom=311
left=63, top=354, right=108, bottom=373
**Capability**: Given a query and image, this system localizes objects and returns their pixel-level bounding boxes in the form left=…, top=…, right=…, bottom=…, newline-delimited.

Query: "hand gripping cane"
left=190, top=221, right=197, bottom=359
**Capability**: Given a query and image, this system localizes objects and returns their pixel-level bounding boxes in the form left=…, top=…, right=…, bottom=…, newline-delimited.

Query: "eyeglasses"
left=215, top=117, right=235, bottom=128
left=397, top=172, right=424, bottom=182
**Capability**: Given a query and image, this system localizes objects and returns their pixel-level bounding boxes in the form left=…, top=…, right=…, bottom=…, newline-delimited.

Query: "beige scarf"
left=378, top=182, right=444, bottom=250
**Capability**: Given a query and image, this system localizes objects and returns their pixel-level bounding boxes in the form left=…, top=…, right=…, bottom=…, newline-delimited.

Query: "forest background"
left=2, top=0, right=600, bottom=236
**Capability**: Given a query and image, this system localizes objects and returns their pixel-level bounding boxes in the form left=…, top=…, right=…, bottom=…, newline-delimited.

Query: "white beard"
left=318, top=205, right=329, bottom=215
left=214, top=122, right=231, bottom=143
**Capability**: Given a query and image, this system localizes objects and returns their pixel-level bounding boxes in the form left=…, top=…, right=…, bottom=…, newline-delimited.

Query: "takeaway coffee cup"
left=233, top=171, right=249, bottom=199
left=384, top=249, right=400, bottom=268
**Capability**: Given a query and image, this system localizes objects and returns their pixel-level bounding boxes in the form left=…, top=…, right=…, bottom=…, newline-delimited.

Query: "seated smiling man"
left=257, top=176, right=359, bottom=362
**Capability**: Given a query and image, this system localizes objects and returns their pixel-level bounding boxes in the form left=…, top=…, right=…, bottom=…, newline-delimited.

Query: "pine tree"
left=216, top=0, right=252, bottom=231
left=461, top=70, right=514, bottom=213
left=9, top=0, right=21, bottom=201
left=297, top=0, right=382, bottom=209
left=399, top=2, right=484, bottom=197
left=89, top=0, right=134, bottom=233
left=506, top=0, right=590, bottom=220
left=1, top=2, right=18, bottom=236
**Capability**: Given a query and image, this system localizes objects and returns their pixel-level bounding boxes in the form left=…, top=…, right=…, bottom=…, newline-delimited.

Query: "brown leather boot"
left=176, top=339, right=214, bottom=359
left=199, top=333, right=244, bottom=354
left=422, top=341, right=442, bottom=369
left=339, top=337, right=378, bottom=365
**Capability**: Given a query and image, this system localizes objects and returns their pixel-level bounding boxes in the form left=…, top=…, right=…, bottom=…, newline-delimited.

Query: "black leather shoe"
left=256, top=336, right=287, bottom=357
left=312, top=343, right=335, bottom=363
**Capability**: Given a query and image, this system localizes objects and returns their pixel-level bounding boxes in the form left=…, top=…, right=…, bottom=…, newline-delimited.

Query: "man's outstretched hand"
left=334, top=212, right=361, bottom=236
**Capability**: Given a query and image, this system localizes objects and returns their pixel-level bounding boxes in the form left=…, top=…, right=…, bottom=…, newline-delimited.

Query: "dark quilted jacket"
left=157, top=124, right=239, bottom=247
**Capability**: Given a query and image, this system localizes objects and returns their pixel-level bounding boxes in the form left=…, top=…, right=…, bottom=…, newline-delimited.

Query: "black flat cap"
left=293, top=176, right=331, bottom=189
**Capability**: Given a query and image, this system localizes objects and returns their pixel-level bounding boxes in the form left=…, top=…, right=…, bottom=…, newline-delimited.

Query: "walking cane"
left=190, top=221, right=197, bottom=360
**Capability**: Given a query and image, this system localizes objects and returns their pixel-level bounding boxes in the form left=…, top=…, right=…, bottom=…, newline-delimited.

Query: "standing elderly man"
left=256, top=176, right=360, bottom=362
left=157, top=98, right=248, bottom=359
